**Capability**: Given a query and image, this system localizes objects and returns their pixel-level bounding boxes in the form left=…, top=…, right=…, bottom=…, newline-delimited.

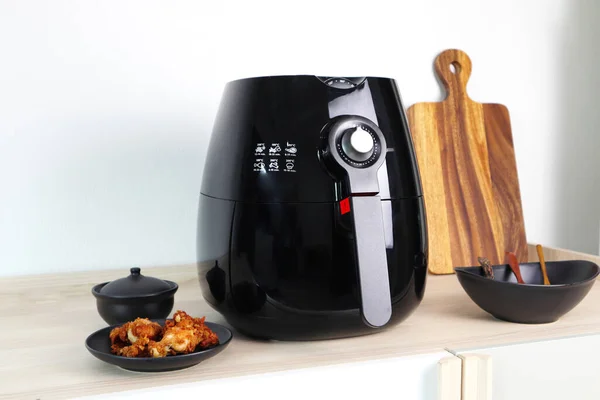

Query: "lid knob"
left=95, top=267, right=175, bottom=297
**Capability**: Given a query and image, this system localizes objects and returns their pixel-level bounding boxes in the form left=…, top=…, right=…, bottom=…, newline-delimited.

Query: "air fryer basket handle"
left=319, top=115, right=392, bottom=328
left=351, top=196, right=392, bottom=327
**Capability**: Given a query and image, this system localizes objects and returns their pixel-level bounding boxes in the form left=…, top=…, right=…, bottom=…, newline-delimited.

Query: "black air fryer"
left=197, top=76, right=427, bottom=340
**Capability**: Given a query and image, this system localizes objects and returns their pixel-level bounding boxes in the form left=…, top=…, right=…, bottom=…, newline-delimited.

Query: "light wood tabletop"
left=1, top=244, right=599, bottom=399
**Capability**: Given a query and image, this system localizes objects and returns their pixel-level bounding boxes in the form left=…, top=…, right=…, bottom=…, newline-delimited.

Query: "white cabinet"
left=77, top=351, right=458, bottom=400
left=454, top=334, right=600, bottom=400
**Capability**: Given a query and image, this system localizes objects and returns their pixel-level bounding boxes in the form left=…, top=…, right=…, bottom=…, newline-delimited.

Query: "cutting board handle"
left=435, top=49, right=473, bottom=101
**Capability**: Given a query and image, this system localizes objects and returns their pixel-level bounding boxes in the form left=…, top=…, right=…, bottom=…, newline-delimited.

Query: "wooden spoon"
left=506, top=251, right=525, bottom=284
left=536, top=244, right=551, bottom=285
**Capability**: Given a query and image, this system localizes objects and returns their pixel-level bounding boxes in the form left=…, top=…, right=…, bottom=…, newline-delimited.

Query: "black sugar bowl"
left=92, top=267, right=178, bottom=325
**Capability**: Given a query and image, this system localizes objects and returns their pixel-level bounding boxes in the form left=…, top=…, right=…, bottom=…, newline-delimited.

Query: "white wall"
left=1, top=0, right=598, bottom=277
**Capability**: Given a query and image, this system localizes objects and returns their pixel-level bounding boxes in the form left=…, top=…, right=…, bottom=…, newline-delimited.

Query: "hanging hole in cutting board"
left=449, top=61, right=461, bottom=74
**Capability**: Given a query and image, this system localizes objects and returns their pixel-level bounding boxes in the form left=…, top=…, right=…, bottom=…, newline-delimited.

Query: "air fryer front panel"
left=200, top=76, right=422, bottom=203
left=197, top=194, right=427, bottom=340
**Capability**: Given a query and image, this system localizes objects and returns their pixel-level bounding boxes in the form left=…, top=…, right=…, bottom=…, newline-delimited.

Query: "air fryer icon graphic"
left=285, top=142, right=297, bottom=154
left=255, top=143, right=266, bottom=154
left=269, top=144, right=281, bottom=154
left=253, top=159, right=265, bottom=171
left=284, top=159, right=296, bottom=172
left=268, top=159, right=279, bottom=171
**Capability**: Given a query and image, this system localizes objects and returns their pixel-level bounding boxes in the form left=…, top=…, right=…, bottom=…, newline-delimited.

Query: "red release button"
left=340, top=197, right=351, bottom=215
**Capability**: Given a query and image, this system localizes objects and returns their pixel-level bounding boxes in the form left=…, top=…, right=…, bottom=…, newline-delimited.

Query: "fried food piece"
left=107, top=312, right=218, bottom=358
left=147, top=311, right=219, bottom=358
left=169, top=310, right=220, bottom=349
left=109, top=324, right=128, bottom=348
left=147, top=327, right=198, bottom=357
left=109, top=318, right=162, bottom=344
left=112, top=337, right=151, bottom=357
left=109, top=318, right=163, bottom=357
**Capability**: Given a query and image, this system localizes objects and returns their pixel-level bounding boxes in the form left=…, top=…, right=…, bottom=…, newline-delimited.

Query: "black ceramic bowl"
left=85, top=320, right=232, bottom=372
left=455, top=260, right=599, bottom=324
left=92, top=268, right=178, bottom=325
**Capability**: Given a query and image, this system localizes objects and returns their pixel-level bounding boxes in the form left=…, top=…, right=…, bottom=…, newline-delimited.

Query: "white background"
left=1, top=0, right=599, bottom=276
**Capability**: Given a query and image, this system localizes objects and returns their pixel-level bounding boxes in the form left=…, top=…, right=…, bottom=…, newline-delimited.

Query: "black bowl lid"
left=97, top=268, right=175, bottom=297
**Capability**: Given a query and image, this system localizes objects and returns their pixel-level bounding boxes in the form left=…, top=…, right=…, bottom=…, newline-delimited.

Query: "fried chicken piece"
left=169, top=311, right=219, bottom=349
left=112, top=337, right=151, bottom=357
left=107, top=312, right=217, bottom=358
left=109, top=325, right=128, bottom=348
left=127, top=318, right=163, bottom=343
left=109, top=318, right=162, bottom=345
left=109, top=318, right=163, bottom=357
left=147, top=311, right=219, bottom=358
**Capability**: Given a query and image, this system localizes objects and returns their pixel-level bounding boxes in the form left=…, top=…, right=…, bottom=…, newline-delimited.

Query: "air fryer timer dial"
left=340, top=125, right=378, bottom=164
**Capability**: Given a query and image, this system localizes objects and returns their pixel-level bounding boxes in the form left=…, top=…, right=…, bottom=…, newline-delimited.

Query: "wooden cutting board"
left=407, top=49, right=527, bottom=274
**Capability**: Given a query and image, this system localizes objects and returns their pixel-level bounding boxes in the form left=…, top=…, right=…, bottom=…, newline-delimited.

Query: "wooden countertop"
left=2, top=244, right=600, bottom=399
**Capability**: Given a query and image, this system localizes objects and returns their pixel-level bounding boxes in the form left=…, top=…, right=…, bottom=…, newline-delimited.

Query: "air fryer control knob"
left=341, top=127, right=375, bottom=162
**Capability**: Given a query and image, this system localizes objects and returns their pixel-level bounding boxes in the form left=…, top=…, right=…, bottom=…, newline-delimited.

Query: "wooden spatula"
left=536, top=244, right=551, bottom=285
left=506, top=251, right=525, bottom=284
left=407, top=49, right=528, bottom=274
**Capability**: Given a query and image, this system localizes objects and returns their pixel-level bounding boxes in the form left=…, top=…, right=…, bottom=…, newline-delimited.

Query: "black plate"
left=455, top=260, right=599, bottom=324
left=85, top=320, right=232, bottom=372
